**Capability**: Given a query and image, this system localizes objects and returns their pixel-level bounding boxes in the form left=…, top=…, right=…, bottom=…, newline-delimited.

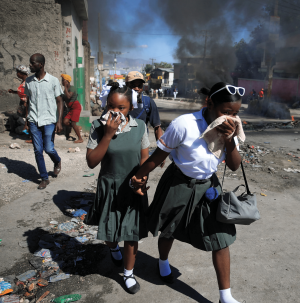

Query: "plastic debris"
left=16, top=270, right=36, bottom=282
left=22, top=180, right=31, bottom=183
left=39, top=269, right=56, bottom=279
left=74, top=147, right=80, bottom=152
left=52, top=294, right=82, bottom=303
left=22, top=129, right=29, bottom=135
left=49, top=273, right=71, bottom=283
left=260, top=193, right=267, bottom=197
left=0, top=281, right=13, bottom=296
left=37, top=278, right=48, bottom=287
left=29, top=257, right=44, bottom=270
left=72, top=209, right=87, bottom=217
left=57, top=222, right=76, bottom=232
left=0, top=294, right=20, bottom=302
left=284, top=168, right=300, bottom=173
left=9, top=143, right=21, bottom=149
left=34, top=249, right=52, bottom=258
left=50, top=220, right=58, bottom=225
left=83, top=173, right=94, bottom=177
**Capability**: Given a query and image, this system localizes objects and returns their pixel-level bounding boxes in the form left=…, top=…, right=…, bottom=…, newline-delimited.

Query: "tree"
left=144, top=64, right=153, bottom=73
left=154, top=61, right=173, bottom=69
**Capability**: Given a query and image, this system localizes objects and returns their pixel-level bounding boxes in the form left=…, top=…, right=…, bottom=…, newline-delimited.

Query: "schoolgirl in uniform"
left=85, top=82, right=150, bottom=294
left=131, top=82, right=245, bottom=303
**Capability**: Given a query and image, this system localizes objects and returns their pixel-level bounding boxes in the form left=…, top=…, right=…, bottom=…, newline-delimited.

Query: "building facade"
left=0, top=0, right=90, bottom=120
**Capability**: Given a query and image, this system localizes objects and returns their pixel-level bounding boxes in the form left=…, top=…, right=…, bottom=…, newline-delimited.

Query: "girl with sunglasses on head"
left=84, top=82, right=150, bottom=294
left=130, top=82, right=245, bottom=303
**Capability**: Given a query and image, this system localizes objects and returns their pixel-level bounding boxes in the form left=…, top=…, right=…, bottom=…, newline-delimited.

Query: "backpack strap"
left=142, top=95, right=151, bottom=114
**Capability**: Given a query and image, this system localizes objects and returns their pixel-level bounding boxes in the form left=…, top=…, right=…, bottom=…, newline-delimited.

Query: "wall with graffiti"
left=0, top=0, right=63, bottom=112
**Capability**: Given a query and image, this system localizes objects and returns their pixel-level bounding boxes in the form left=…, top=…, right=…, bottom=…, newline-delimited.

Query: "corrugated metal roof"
left=156, top=68, right=174, bottom=72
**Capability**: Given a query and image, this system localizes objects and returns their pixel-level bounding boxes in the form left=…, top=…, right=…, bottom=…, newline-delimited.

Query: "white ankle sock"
left=159, top=258, right=171, bottom=277
left=124, top=268, right=136, bottom=288
left=219, top=288, right=240, bottom=303
left=110, top=244, right=122, bottom=260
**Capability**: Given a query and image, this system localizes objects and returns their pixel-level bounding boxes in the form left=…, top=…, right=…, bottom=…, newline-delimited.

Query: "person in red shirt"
left=8, top=65, right=32, bottom=142
left=259, top=88, right=264, bottom=100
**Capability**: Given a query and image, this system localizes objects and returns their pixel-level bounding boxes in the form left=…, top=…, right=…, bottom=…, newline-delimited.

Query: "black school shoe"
left=124, top=274, right=140, bottom=294
left=157, top=262, right=174, bottom=284
left=109, top=247, right=123, bottom=267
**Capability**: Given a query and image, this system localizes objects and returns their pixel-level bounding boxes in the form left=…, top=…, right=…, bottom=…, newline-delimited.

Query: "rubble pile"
left=239, top=144, right=300, bottom=173
left=242, top=120, right=299, bottom=131
left=0, top=194, right=102, bottom=303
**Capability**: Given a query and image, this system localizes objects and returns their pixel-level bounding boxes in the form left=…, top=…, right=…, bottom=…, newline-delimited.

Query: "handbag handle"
left=222, top=161, right=251, bottom=195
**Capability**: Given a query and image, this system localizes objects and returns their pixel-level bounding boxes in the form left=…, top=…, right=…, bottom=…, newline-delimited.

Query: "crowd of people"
left=7, top=53, right=247, bottom=303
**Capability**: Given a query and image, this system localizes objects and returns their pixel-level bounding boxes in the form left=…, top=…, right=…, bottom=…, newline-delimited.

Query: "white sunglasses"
left=210, top=85, right=245, bottom=99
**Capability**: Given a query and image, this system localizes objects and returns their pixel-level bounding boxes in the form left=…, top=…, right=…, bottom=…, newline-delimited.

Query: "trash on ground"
left=0, top=281, right=13, bottom=296
left=284, top=168, right=300, bottom=173
left=36, top=290, right=50, bottom=303
left=260, top=193, right=267, bottom=196
left=49, top=273, right=71, bottom=283
left=37, top=278, right=48, bottom=287
left=50, top=221, right=58, bottom=225
left=52, top=294, right=82, bottom=303
left=72, top=209, right=87, bottom=217
left=9, top=143, right=21, bottom=149
left=0, top=294, right=20, bottom=302
left=34, top=249, right=52, bottom=258
left=22, top=180, right=31, bottom=183
left=83, top=173, right=94, bottom=177
left=75, top=236, right=89, bottom=244
left=16, top=270, right=36, bottom=282
left=57, top=222, right=76, bottom=232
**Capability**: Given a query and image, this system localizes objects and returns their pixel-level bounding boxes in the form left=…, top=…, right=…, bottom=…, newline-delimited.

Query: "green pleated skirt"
left=147, top=163, right=236, bottom=251
left=84, top=168, right=149, bottom=242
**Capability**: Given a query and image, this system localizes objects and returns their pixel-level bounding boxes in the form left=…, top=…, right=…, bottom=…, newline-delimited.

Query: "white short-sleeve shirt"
left=157, top=108, right=226, bottom=180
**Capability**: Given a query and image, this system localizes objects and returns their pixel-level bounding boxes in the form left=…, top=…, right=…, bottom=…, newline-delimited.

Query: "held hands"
left=104, top=112, right=122, bottom=139
left=130, top=175, right=149, bottom=196
left=216, top=118, right=237, bottom=141
left=55, top=122, right=63, bottom=133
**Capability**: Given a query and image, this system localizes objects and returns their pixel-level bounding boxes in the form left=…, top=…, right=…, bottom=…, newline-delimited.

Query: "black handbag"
left=216, top=162, right=261, bottom=225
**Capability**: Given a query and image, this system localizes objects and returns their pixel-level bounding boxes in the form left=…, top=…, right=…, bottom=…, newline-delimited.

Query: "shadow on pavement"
left=21, top=227, right=212, bottom=302
left=0, top=157, right=40, bottom=184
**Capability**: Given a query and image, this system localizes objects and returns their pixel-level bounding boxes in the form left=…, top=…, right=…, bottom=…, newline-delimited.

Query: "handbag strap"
left=222, top=161, right=251, bottom=195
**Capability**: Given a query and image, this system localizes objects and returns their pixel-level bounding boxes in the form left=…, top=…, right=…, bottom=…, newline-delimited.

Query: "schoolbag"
left=136, top=95, right=151, bottom=119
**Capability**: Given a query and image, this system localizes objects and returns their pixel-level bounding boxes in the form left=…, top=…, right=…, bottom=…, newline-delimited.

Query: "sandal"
left=109, top=247, right=123, bottom=267
left=124, top=274, right=140, bottom=294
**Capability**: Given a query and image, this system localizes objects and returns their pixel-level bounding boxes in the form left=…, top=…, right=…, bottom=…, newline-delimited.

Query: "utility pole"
left=98, top=13, right=103, bottom=91
left=266, top=0, right=280, bottom=101
left=150, top=58, right=155, bottom=70
left=203, top=30, right=208, bottom=61
left=109, top=51, right=122, bottom=81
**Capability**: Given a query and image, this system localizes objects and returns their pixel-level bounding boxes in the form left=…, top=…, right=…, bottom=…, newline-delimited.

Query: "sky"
left=87, top=0, right=255, bottom=65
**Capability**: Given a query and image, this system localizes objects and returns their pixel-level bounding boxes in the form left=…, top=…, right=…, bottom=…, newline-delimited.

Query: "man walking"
left=173, top=86, right=178, bottom=99
left=126, top=71, right=165, bottom=167
left=24, top=53, right=64, bottom=189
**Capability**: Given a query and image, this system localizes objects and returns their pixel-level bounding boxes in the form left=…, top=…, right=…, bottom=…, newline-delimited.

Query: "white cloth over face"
left=199, top=115, right=246, bottom=159
left=100, top=110, right=126, bottom=135
left=99, top=83, right=138, bottom=108
left=157, top=108, right=226, bottom=180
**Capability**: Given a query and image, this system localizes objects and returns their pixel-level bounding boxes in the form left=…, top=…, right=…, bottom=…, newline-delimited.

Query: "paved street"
left=0, top=101, right=300, bottom=302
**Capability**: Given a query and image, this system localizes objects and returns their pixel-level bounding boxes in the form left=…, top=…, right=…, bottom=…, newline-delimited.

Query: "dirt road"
left=0, top=102, right=299, bottom=303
